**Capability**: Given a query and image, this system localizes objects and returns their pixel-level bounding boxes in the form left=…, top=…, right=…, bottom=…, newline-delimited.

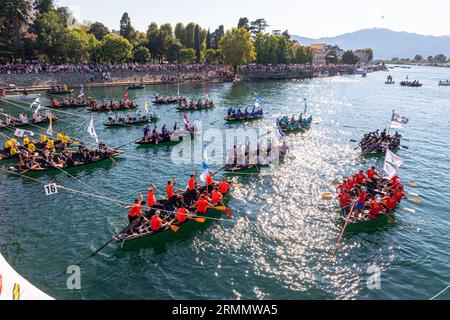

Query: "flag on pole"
left=78, top=84, right=84, bottom=99
left=200, top=150, right=209, bottom=183
left=276, top=120, right=286, bottom=141
left=255, top=96, right=262, bottom=108
left=390, top=113, right=409, bottom=129
left=46, top=114, right=53, bottom=136
left=205, top=86, right=209, bottom=100
left=145, top=99, right=150, bottom=113
left=383, top=149, right=404, bottom=178
left=87, top=114, right=99, bottom=143
left=303, top=98, right=308, bottom=114
left=14, top=129, right=26, bottom=138
left=124, top=89, right=129, bottom=101
left=30, top=96, right=40, bottom=110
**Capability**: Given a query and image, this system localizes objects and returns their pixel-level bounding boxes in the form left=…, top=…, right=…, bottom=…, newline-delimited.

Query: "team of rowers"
left=106, top=111, right=158, bottom=125
left=225, top=141, right=290, bottom=169
left=126, top=172, right=232, bottom=235
left=88, top=99, right=137, bottom=111
left=13, top=140, right=115, bottom=171
left=0, top=112, right=53, bottom=127
left=336, top=167, right=405, bottom=221
left=153, top=95, right=185, bottom=104
left=177, top=98, right=214, bottom=110
left=400, top=80, right=422, bottom=87
left=277, top=114, right=312, bottom=131
left=360, top=129, right=402, bottom=154
left=142, top=123, right=182, bottom=143
left=49, top=97, right=90, bottom=107
left=225, top=107, right=263, bottom=120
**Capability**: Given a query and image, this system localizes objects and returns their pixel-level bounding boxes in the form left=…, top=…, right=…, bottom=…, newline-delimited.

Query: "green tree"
left=120, top=12, right=136, bottom=41
left=133, top=46, right=151, bottom=62
left=364, top=48, right=374, bottom=61
left=0, top=0, right=32, bottom=62
left=159, top=23, right=174, bottom=59
left=219, top=27, right=256, bottom=73
left=282, top=30, right=290, bottom=40
left=326, top=50, right=338, bottom=64
left=62, top=29, right=98, bottom=63
left=250, top=18, right=269, bottom=35
left=211, top=25, right=224, bottom=49
left=88, top=22, right=110, bottom=40
left=166, top=39, right=182, bottom=63
left=204, top=49, right=222, bottom=64
left=254, top=33, right=278, bottom=64
left=292, top=45, right=312, bottom=64
left=206, top=29, right=211, bottom=49
left=100, top=33, right=132, bottom=63
left=179, top=48, right=196, bottom=64
left=174, top=23, right=186, bottom=45
left=146, top=22, right=162, bottom=60
left=341, top=50, right=359, bottom=64
left=184, top=22, right=196, bottom=48
left=194, top=24, right=201, bottom=63
left=35, top=10, right=66, bottom=62
left=237, top=17, right=249, bottom=30
left=33, top=0, right=54, bottom=14
left=433, top=54, right=447, bottom=64
left=413, top=54, right=423, bottom=63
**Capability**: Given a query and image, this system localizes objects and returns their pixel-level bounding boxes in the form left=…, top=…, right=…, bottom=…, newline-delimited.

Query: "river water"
left=0, top=66, right=449, bottom=300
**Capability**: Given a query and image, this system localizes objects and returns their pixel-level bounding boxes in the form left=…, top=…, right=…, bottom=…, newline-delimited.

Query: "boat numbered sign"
left=44, top=183, right=58, bottom=196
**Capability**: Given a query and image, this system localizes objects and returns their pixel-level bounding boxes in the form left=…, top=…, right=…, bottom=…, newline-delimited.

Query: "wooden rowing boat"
left=87, top=103, right=138, bottom=112
left=8, top=149, right=123, bottom=174
left=0, top=117, right=58, bottom=129
left=135, top=136, right=184, bottom=147
left=103, top=116, right=160, bottom=127
left=176, top=103, right=215, bottom=112
left=46, top=103, right=88, bottom=109
left=126, top=84, right=145, bottom=90
left=114, top=182, right=233, bottom=247
left=338, top=208, right=396, bottom=234
left=152, top=97, right=182, bottom=104
left=224, top=115, right=264, bottom=123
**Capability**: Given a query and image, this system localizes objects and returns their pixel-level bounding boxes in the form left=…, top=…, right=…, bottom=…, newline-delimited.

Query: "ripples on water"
left=0, top=66, right=449, bottom=300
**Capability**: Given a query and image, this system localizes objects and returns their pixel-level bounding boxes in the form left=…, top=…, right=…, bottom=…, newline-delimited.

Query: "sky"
left=57, top=0, right=450, bottom=38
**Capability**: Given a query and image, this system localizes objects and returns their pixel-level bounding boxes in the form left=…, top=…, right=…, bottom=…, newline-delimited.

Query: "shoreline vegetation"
left=0, top=2, right=385, bottom=93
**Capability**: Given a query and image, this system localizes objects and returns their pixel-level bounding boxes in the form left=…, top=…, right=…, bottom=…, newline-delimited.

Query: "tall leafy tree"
left=179, top=48, right=196, bottom=64
left=237, top=17, right=249, bottom=30
left=184, top=22, right=196, bottom=48
left=146, top=22, right=161, bottom=60
left=33, top=0, right=55, bottom=14
left=34, top=10, right=66, bottom=62
left=206, top=29, right=211, bottom=50
left=120, top=12, right=136, bottom=41
left=174, top=22, right=186, bottom=45
left=219, top=27, right=256, bottom=73
left=133, top=46, right=151, bottom=63
left=194, top=24, right=201, bottom=63
left=100, top=33, right=132, bottom=63
left=341, top=50, right=359, bottom=64
left=0, top=0, right=32, bottom=62
left=88, top=22, right=110, bottom=41
left=211, top=25, right=224, bottom=49
left=250, top=18, right=269, bottom=35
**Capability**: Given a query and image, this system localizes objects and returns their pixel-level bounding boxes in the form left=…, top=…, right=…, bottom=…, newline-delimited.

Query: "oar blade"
left=195, top=218, right=206, bottom=223
left=170, top=225, right=180, bottom=232
left=407, top=198, right=423, bottom=204
left=225, top=207, right=233, bottom=217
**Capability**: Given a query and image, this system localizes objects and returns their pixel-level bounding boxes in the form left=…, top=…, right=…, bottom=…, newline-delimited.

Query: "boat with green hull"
left=224, top=115, right=264, bottom=123
left=135, top=137, right=184, bottom=148
left=104, top=116, right=160, bottom=128
left=338, top=210, right=396, bottom=234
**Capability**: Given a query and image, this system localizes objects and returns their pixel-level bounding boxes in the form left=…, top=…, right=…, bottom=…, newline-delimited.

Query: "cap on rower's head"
left=155, top=210, right=161, bottom=216
left=361, top=187, right=367, bottom=192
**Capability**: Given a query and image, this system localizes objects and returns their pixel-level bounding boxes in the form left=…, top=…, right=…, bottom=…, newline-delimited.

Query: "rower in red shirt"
left=175, top=205, right=190, bottom=224
left=393, top=188, right=405, bottom=204
left=346, top=177, right=356, bottom=190
left=151, top=211, right=165, bottom=231
left=187, top=172, right=197, bottom=192
left=166, top=177, right=177, bottom=199
left=354, top=170, right=366, bottom=185
left=195, top=196, right=211, bottom=215
left=355, top=187, right=367, bottom=213
left=338, top=190, right=352, bottom=216
left=146, top=183, right=158, bottom=209
left=382, top=193, right=397, bottom=213
left=205, top=172, right=215, bottom=193
left=336, top=181, right=348, bottom=194
left=366, top=167, right=378, bottom=180
left=369, top=196, right=385, bottom=219
left=211, top=187, right=223, bottom=206
left=127, top=194, right=144, bottom=234
left=218, top=179, right=230, bottom=195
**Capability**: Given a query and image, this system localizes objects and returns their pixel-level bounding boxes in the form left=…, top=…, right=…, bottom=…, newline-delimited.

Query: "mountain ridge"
left=291, top=28, right=450, bottom=59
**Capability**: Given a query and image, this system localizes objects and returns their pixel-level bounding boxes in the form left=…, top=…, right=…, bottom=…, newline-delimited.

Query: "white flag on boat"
left=78, top=84, right=84, bottom=99
left=390, top=113, right=409, bottom=129
left=30, top=96, right=40, bottom=110
left=87, top=115, right=99, bottom=143
left=383, top=149, right=404, bottom=178
left=255, top=96, right=262, bottom=108
left=276, top=120, right=285, bottom=141
left=14, top=129, right=26, bottom=137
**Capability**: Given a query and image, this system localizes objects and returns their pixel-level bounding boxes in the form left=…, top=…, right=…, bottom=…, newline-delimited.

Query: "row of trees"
left=413, top=54, right=448, bottom=64
left=1, top=2, right=362, bottom=70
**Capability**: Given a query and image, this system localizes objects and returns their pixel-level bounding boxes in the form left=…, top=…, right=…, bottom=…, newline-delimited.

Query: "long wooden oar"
left=191, top=215, right=234, bottom=223
left=405, top=182, right=417, bottom=187
left=385, top=212, right=397, bottom=225
left=211, top=164, right=228, bottom=177
left=406, top=197, right=423, bottom=204
left=332, top=202, right=356, bottom=257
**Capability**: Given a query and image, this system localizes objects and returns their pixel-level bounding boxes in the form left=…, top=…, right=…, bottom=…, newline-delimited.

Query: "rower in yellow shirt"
left=4, top=139, right=12, bottom=149
left=46, top=138, right=55, bottom=150
left=23, top=135, right=30, bottom=146
left=28, top=141, right=36, bottom=152
left=41, top=133, right=48, bottom=143
left=61, top=134, right=70, bottom=145
left=9, top=145, right=18, bottom=156
left=10, top=137, right=17, bottom=146
left=57, top=131, right=64, bottom=141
